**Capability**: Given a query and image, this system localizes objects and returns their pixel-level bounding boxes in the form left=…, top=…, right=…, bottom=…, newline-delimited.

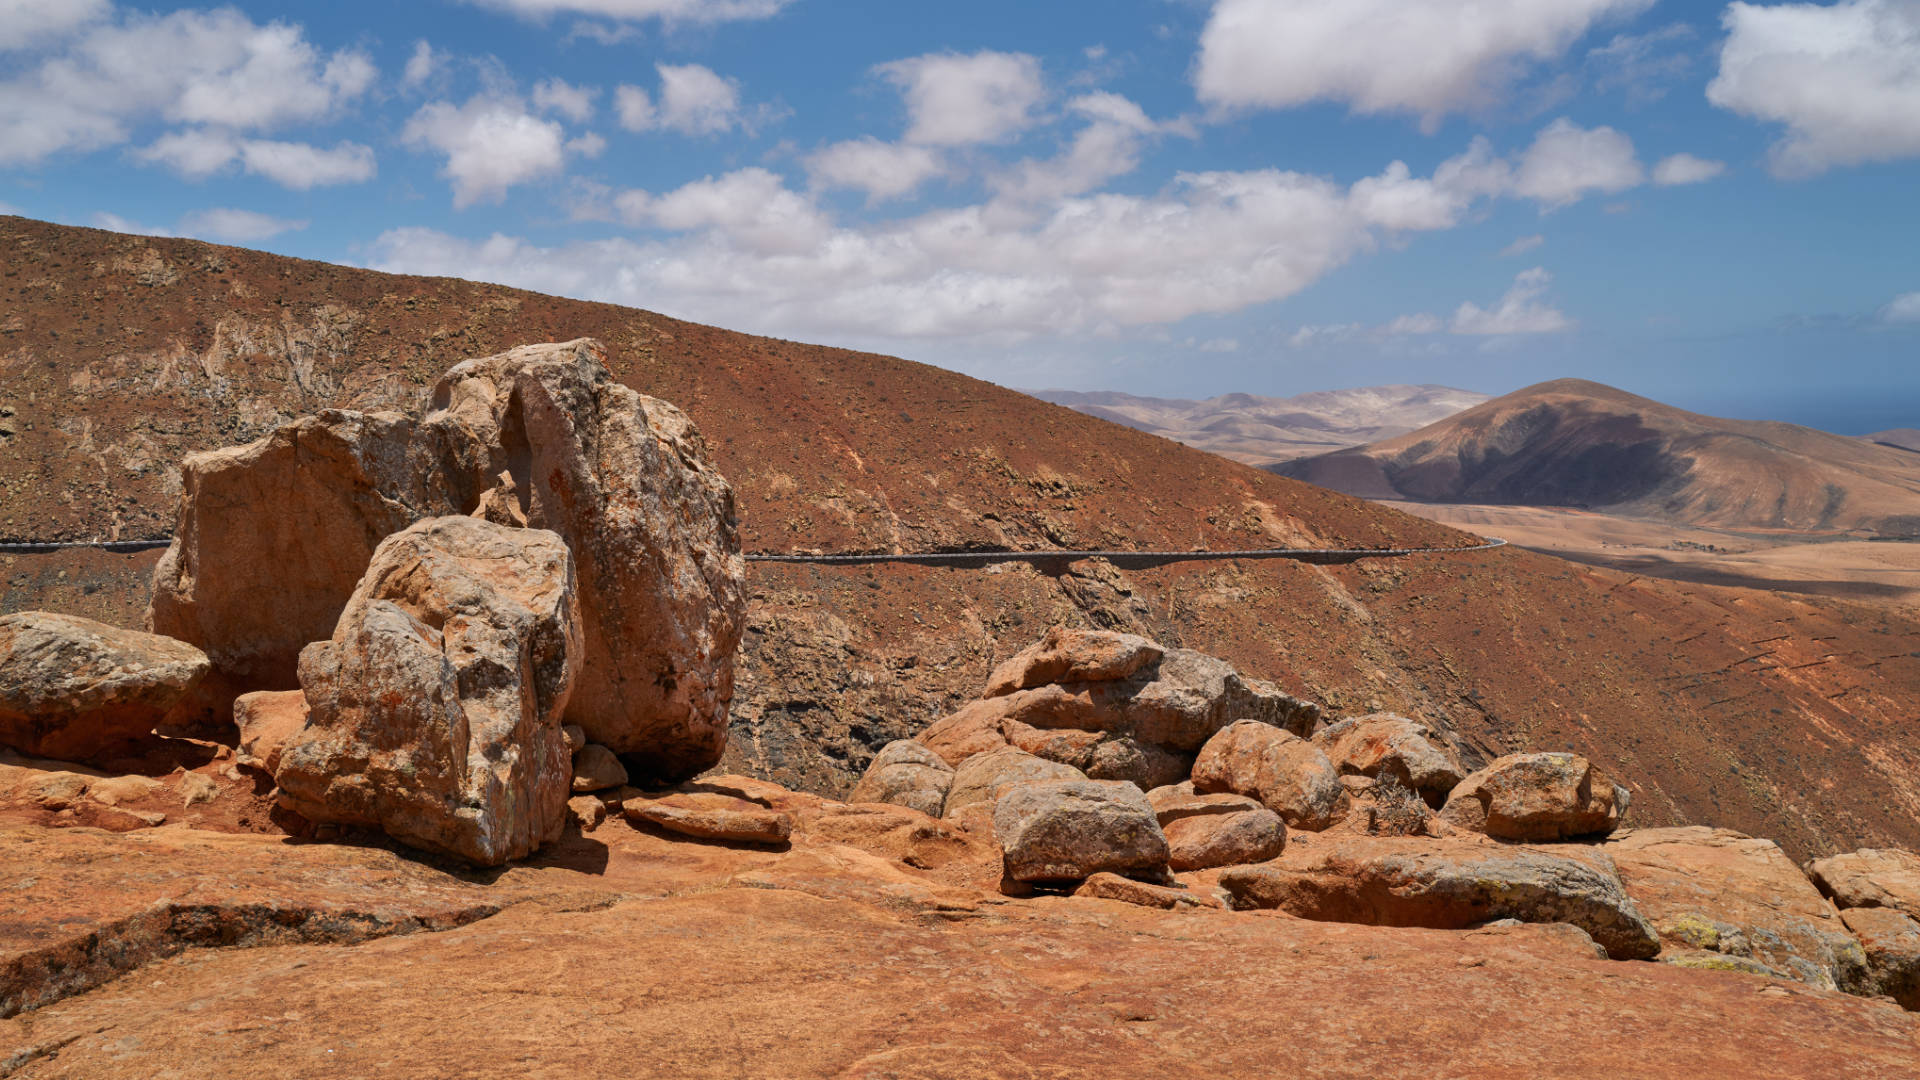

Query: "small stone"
left=624, top=793, right=793, bottom=845
left=177, top=772, right=219, bottom=807
left=87, top=774, right=164, bottom=807
left=1074, top=871, right=1223, bottom=910
left=566, top=794, right=608, bottom=833
left=562, top=724, right=587, bottom=755
left=572, top=744, right=629, bottom=793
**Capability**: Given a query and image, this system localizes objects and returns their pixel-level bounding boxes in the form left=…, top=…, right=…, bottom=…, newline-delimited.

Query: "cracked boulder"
left=1439, top=752, right=1628, bottom=841
left=848, top=739, right=954, bottom=817
left=1191, top=719, right=1349, bottom=831
left=275, top=516, right=582, bottom=866
left=1219, top=833, right=1661, bottom=961
left=0, top=612, right=209, bottom=761
left=993, top=779, right=1170, bottom=885
left=1312, top=713, right=1465, bottom=808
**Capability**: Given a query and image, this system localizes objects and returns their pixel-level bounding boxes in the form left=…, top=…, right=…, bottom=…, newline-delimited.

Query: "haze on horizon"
left=0, top=0, right=1914, bottom=433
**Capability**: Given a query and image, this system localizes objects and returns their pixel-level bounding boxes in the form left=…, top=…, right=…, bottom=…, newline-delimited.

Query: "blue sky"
left=2, top=0, right=1916, bottom=432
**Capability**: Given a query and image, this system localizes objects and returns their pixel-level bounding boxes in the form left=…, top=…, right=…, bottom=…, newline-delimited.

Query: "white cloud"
left=136, top=130, right=375, bottom=189
left=403, top=40, right=439, bottom=89
left=372, top=152, right=1520, bottom=344
left=1501, top=233, right=1546, bottom=256
left=1652, top=152, right=1727, bottom=186
left=403, top=96, right=571, bottom=208
left=567, top=132, right=607, bottom=158
left=613, top=64, right=750, bottom=135
left=989, top=93, right=1169, bottom=204
left=177, top=207, right=307, bottom=243
left=1708, top=0, right=1920, bottom=177
left=1512, top=117, right=1644, bottom=208
left=1195, top=0, right=1654, bottom=129
left=1452, top=266, right=1573, bottom=334
left=805, top=137, right=945, bottom=202
left=91, top=211, right=171, bottom=236
left=878, top=50, right=1045, bottom=146
left=533, top=77, right=598, bottom=122
left=1588, top=24, right=1695, bottom=104
left=458, top=0, right=792, bottom=23
left=1883, top=291, right=1920, bottom=323
left=0, top=0, right=110, bottom=50
left=0, top=8, right=374, bottom=166
left=1346, top=137, right=1512, bottom=231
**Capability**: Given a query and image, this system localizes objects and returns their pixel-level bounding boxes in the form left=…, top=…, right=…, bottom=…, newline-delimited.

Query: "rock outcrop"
left=0, top=612, right=210, bottom=760
left=1807, top=849, right=1920, bottom=918
left=147, top=340, right=745, bottom=782
left=419, top=340, right=746, bottom=781
left=1839, top=907, right=1920, bottom=1009
left=1312, top=713, right=1465, bottom=807
left=1439, top=752, right=1628, bottom=840
left=274, top=517, right=582, bottom=866
left=1219, top=833, right=1661, bottom=960
left=848, top=739, right=953, bottom=817
left=1605, top=827, right=1868, bottom=992
left=1191, top=719, right=1349, bottom=831
left=917, top=627, right=1319, bottom=791
left=993, top=779, right=1170, bottom=884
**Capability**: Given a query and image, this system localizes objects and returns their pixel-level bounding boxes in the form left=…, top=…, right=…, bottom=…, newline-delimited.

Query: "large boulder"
left=147, top=340, right=745, bottom=782
left=274, top=517, right=582, bottom=866
left=0, top=612, right=209, bottom=760
left=1839, top=908, right=1920, bottom=1010
left=1191, top=719, right=1349, bottom=831
left=232, top=689, right=308, bottom=775
left=983, top=626, right=1163, bottom=696
left=1219, top=833, right=1661, bottom=961
left=1312, top=713, right=1465, bottom=807
left=1807, top=849, right=1920, bottom=918
left=916, top=629, right=1319, bottom=791
left=943, top=747, right=1085, bottom=818
left=1439, top=752, right=1628, bottom=841
left=849, top=740, right=954, bottom=817
left=419, top=340, right=745, bottom=781
left=1605, top=827, right=1868, bottom=993
left=993, top=779, right=1170, bottom=884
left=1148, top=784, right=1287, bottom=868
left=148, top=410, right=457, bottom=724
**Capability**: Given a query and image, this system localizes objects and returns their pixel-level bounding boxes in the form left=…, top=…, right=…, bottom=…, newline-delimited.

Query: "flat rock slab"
left=623, top=792, right=795, bottom=845
left=1808, top=849, right=1920, bottom=918
left=0, top=826, right=501, bottom=1019
left=7, top=876, right=1919, bottom=1079
left=1606, top=827, right=1867, bottom=993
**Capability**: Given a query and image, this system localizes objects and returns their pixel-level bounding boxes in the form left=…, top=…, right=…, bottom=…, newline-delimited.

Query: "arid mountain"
left=4, top=216, right=1920, bottom=862
left=1274, top=379, right=1920, bottom=537
left=1030, top=384, right=1488, bottom=465
left=1866, top=429, right=1920, bottom=454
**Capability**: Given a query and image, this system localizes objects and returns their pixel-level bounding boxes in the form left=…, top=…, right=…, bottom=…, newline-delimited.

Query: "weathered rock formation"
left=1220, top=833, right=1662, bottom=960
left=1312, top=713, right=1465, bottom=807
left=917, top=627, right=1319, bottom=792
left=147, top=339, right=745, bottom=782
left=1439, top=752, right=1628, bottom=840
left=1147, top=785, right=1287, bottom=871
left=1607, top=827, right=1867, bottom=992
left=847, top=739, right=952, bottom=817
left=943, top=747, right=1085, bottom=818
left=232, top=689, right=307, bottom=775
left=274, top=517, right=581, bottom=866
left=1191, top=719, right=1350, bottom=831
left=1808, top=849, right=1920, bottom=917
left=0, top=612, right=209, bottom=760
left=993, top=779, right=1170, bottom=884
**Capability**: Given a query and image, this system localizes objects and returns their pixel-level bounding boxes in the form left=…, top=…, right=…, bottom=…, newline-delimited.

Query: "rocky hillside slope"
left=4, top=217, right=1920, bottom=862
left=1031, top=384, right=1487, bottom=465
left=1274, top=379, right=1920, bottom=536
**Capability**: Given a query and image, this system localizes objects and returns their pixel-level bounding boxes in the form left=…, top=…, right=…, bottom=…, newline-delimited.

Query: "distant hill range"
left=1273, top=379, right=1920, bottom=537
left=1026, top=385, right=1490, bottom=466
left=1865, top=429, right=1920, bottom=454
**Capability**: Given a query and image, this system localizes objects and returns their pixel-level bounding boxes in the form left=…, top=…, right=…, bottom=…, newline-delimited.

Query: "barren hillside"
left=1275, top=379, right=1920, bottom=536
left=4, top=216, right=1920, bottom=861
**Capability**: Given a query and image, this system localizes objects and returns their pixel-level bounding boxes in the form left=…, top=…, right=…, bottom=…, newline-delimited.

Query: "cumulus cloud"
left=805, top=138, right=945, bottom=202
left=533, top=77, right=597, bottom=122
left=878, top=50, right=1045, bottom=146
left=137, top=130, right=376, bottom=188
left=613, top=64, right=752, bottom=135
left=403, top=96, right=572, bottom=207
left=457, top=0, right=792, bottom=23
left=989, top=93, right=1171, bottom=204
left=0, top=0, right=110, bottom=51
left=1883, top=291, right=1920, bottom=323
left=370, top=149, right=1519, bottom=344
left=1452, top=267, right=1573, bottom=334
left=1195, top=0, right=1654, bottom=129
left=1708, top=0, right=1920, bottom=177
left=1512, top=118, right=1644, bottom=208
left=1652, top=152, right=1727, bottom=186
left=403, top=41, right=439, bottom=89
left=177, top=207, right=308, bottom=243
left=0, top=8, right=374, bottom=166
left=1346, top=137, right=1512, bottom=230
